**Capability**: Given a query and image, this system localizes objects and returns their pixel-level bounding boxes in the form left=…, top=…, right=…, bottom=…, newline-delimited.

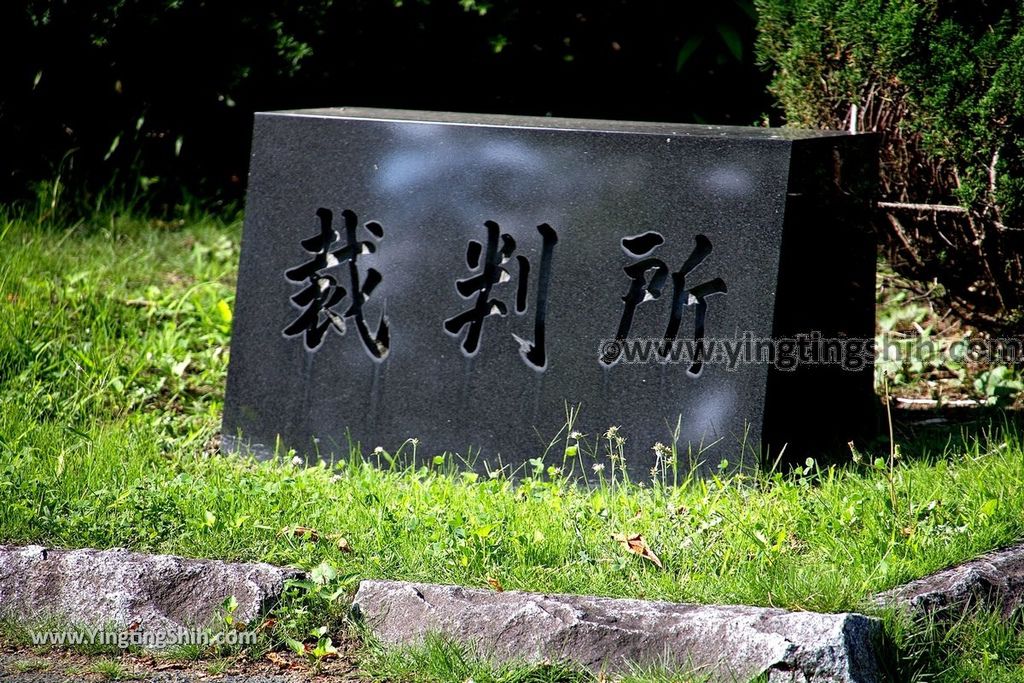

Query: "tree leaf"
left=104, top=134, right=121, bottom=161
left=675, top=35, right=703, bottom=73
left=716, top=23, right=743, bottom=61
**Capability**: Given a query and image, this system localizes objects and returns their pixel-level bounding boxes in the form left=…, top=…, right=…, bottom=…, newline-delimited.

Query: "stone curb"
left=352, top=580, right=886, bottom=682
left=873, top=541, right=1024, bottom=619
left=0, top=545, right=302, bottom=645
left=11, top=541, right=1021, bottom=677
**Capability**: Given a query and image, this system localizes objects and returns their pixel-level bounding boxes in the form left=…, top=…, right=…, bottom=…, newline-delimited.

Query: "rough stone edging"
left=872, top=541, right=1024, bottom=619
left=0, top=545, right=303, bottom=646
left=352, top=579, right=886, bottom=682
left=5, top=540, right=1021, bottom=675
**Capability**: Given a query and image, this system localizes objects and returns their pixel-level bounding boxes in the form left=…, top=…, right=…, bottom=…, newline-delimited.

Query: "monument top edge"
left=259, top=107, right=868, bottom=142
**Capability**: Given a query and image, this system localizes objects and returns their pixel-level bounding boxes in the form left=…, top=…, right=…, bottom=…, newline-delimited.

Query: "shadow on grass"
left=890, top=406, right=1024, bottom=461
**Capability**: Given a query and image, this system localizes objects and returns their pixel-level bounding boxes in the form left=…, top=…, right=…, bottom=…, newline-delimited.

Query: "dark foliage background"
left=0, top=0, right=768, bottom=211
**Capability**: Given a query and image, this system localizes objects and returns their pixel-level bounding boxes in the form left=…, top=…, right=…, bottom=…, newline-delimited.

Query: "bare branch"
left=877, top=201, right=967, bottom=214
left=885, top=212, right=925, bottom=268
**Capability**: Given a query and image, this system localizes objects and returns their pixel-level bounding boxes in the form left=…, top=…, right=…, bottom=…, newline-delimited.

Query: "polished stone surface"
left=223, top=108, right=877, bottom=475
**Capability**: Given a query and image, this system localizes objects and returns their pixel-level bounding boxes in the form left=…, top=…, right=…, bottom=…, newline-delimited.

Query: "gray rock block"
left=874, top=542, right=1024, bottom=619
left=352, top=580, right=885, bottom=682
left=0, top=545, right=301, bottom=643
left=223, top=107, right=878, bottom=476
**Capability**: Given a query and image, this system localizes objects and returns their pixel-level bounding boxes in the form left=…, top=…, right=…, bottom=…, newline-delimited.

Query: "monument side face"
left=223, top=108, right=875, bottom=476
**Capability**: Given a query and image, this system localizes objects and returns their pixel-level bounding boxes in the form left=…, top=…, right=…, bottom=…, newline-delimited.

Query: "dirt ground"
left=0, top=640, right=363, bottom=682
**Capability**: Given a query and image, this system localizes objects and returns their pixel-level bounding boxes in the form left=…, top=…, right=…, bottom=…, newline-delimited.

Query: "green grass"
left=9, top=658, right=51, bottom=673
left=887, top=609, right=1024, bottom=683
left=4, top=405, right=1024, bottom=612
left=2, top=209, right=1024, bottom=682
left=361, top=634, right=595, bottom=683
left=86, top=657, right=136, bottom=680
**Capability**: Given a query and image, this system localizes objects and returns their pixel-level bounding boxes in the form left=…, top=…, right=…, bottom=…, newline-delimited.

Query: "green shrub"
left=756, top=0, right=1024, bottom=332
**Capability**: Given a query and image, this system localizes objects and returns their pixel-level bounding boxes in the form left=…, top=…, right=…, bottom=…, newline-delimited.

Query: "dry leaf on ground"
left=611, top=532, right=663, bottom=568
left=280, top=526, right=320, bottom=542
left=266, top=652, right=292, bottom=669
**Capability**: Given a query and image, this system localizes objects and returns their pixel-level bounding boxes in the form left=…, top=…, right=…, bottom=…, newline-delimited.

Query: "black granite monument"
left=223, top=108, right=877, bottom=476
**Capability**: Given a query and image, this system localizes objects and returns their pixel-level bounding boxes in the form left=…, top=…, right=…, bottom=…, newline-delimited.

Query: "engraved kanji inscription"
left=283, top=207, right=390, bottom=359
left=602, top=232, right=727, bottom=374
left=445, top=221, right=558, bottom=369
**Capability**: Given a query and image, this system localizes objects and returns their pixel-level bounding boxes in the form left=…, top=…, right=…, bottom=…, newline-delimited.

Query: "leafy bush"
left=756, top=0, right=1024, bottom=332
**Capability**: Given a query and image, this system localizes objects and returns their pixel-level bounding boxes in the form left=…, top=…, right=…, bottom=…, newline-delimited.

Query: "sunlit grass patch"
left=3, top=209, right=1024, bottom=681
